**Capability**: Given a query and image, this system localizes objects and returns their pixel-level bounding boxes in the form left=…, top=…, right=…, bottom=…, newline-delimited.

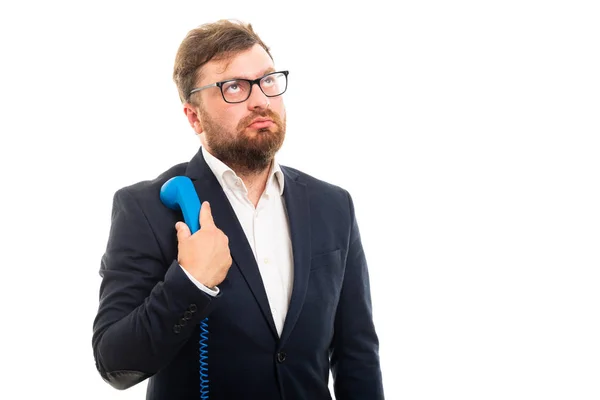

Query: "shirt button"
left=264, top=258, right=270, bottom=264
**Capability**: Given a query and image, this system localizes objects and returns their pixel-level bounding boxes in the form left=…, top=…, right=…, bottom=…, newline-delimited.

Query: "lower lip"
left=248, top=120, right=274, bottom=129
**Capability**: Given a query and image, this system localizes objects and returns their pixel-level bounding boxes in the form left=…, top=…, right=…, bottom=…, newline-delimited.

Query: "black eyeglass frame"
left=188, top=70, right=289, bottom=103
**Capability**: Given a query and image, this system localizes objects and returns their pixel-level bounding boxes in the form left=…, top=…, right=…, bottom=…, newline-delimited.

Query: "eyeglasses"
left=189, top=70, right=289, bottom=104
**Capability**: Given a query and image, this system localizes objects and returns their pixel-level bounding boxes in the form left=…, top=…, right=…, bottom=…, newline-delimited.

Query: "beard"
left=200, top=106, right=286, bottom=175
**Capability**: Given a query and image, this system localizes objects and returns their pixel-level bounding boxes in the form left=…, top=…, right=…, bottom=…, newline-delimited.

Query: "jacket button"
left=173, top=324, right=181, bottom=334
left=189, top=304, right=197, bottom=313
left=184, top=311, right=192, bottom=320
left=179, top=318, right=187, bottom=326
left=276, top=351, right=287, bottom=363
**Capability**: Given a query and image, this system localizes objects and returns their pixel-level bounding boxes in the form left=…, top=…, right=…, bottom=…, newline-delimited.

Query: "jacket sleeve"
left=329, top=191, right=385, bottom=399
left=92, top=187, right=220, bottom=390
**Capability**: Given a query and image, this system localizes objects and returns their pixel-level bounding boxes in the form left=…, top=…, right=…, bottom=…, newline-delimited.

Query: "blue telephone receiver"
left=160, top=176, right=210, bottom=399
left=160, top=176, right=201, bottom=234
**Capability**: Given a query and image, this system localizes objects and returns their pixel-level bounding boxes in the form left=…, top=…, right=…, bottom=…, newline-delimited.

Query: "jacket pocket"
left=310, top=249, right=341, bottom=271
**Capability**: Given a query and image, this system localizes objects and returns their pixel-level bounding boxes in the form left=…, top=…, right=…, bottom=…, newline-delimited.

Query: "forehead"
left=200, top=43, right=275, bottom=84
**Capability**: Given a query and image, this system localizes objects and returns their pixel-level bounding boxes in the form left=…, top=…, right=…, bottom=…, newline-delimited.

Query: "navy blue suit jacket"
left=92, top=147, right=384, bottom=399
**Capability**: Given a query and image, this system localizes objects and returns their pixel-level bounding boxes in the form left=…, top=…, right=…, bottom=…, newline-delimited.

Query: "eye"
left=223, top=80, right=250, bottom=95
left=223, top=80, right=244, bottom=94
left=262, top=76, right=275, bottom=87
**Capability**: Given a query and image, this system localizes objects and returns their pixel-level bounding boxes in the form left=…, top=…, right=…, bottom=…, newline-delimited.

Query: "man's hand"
left=176, top=201, right=233, bottom=288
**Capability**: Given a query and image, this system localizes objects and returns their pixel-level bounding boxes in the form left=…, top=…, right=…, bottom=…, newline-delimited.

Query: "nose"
left=246, top=82, right=270, bottom=110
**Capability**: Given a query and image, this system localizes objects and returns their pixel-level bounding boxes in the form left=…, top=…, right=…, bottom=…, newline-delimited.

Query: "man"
left=92, top=19, right=384, bottom=400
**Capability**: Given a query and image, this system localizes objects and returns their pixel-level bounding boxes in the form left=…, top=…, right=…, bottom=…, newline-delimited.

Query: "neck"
left=233, top=163, right=273, bottom=208
left=235, top=162, right=271, bottom=194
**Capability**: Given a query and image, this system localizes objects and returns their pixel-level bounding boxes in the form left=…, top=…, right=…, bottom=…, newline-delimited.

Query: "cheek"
left=272, top=100, right=286, bottom=119
left=209, top=105, right=242, bottom=130
left=233, top=111, right=250, bottom=130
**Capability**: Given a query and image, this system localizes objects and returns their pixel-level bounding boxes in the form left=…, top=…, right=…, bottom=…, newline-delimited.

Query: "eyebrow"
left=224, top=67, right=276, bottom=82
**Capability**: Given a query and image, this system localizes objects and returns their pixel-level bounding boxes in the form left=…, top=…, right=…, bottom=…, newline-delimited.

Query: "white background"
left=0, top=1, right=599, bottom=399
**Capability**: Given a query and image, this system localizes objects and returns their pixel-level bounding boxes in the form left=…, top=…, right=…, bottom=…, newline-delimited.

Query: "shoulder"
left=280, top=164, right=357, bottom=220
left=112, top=162, right=189, bottom=205
left=281, top=164, right=350, bottom=198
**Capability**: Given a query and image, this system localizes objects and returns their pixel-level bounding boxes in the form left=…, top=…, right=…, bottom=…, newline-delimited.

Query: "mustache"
left=238, top=109, right=283, bottom=130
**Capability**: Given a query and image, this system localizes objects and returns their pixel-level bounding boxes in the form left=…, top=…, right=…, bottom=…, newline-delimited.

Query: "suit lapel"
left=279, top=168, right=311, bottom=345
left=184, top=148, right=278, bottom=339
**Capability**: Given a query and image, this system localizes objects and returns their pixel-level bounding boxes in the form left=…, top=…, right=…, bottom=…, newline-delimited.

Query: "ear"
left=183, top=102, right=203, bottom=135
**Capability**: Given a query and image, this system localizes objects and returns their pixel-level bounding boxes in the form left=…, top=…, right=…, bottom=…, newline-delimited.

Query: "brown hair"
left=173, top=19, right=273, bottom=104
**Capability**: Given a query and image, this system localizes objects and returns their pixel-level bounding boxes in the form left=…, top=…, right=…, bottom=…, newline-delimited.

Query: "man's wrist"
left=179, top=264, right=220, bottom=296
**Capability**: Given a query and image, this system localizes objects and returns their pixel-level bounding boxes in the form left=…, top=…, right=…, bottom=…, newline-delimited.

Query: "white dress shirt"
left=181, top=146, right=294, bottom=337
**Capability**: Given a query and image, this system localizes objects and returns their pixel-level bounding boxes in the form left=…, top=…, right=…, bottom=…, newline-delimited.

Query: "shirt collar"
left=201, top=145, right=284, bottom=196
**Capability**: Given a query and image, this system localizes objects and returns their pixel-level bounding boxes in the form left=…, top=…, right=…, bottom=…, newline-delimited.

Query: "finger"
left=175, top=221, right=191, bottom=242
left=199, top=201, right=216, bottom=229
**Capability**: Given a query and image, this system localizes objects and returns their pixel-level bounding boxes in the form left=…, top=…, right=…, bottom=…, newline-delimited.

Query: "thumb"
left=175, top=221, right=191, bottom=242
left=199, top=201, right=216, bottom=229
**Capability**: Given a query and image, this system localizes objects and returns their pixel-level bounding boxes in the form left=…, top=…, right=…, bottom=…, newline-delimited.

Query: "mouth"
left=248, top=118, right=274, bottom=129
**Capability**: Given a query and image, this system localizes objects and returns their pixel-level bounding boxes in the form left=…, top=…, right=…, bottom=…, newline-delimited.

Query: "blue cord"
left=200, top=317, right=209, bottom=399
left=160, top=176, right=209, bottom=399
